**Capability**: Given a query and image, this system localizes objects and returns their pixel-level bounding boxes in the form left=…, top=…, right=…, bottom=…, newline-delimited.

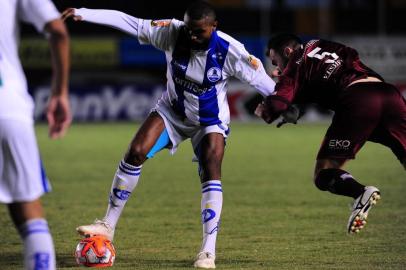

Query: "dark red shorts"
left=317, top=82, right=406, bottom=163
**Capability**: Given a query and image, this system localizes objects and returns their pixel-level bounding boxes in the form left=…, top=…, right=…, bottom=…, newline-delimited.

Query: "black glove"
left=276, top=105, right=305, bottom=128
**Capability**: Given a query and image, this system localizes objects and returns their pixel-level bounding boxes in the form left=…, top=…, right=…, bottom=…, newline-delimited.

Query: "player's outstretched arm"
left=45, top=19, right=72, bottom=139
left=231, top=49, right=276, bottom=97
left=61, top=8, right=140, bottom=36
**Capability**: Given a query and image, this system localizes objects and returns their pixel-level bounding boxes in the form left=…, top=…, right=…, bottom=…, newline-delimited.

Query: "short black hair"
left=185, top=1, right=216, bottom=21
left=266, top=33, right=302, bottom=56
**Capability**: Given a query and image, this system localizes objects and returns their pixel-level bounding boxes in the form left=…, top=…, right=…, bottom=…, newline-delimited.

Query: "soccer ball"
left=75, top=236, right=116, bottom=267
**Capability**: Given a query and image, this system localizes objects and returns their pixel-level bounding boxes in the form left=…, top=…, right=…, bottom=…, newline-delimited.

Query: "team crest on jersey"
left=248, top=55, right=259, bottom=70
left=207, top=67, right=222, bottom=82
left=211, top=52, right=223, bottom=60
left=151, top=20, right=171, bottom=27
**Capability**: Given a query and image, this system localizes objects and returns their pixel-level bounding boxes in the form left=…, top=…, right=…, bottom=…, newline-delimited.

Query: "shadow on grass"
left=57, top=253, right=78, bottom=268
left=117, top=258, right=260, bottom=268
left=57, top=254, right=192, bottom=268
left=0, top=251, right=21, bottom=267
left=57, top=252, right=260, bottom=268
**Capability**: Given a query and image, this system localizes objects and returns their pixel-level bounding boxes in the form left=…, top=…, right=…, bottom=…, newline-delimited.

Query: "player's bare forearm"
left=46, top=19, right=70, bottom=97
left=45, top=19, right=72, bottom=139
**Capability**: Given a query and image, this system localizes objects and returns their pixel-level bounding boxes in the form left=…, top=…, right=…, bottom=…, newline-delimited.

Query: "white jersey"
left=75, top=8, right=275, bottom=126
left=0, top=0, right=60, bottom=123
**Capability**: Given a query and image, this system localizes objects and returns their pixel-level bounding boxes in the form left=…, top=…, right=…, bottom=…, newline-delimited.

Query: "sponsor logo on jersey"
left=173, top=76, right=211, bottom=95
left=173, top=60, right=187, bottom=71
left=248, top=55, right=259, bottom=70
left=328, top=139, right=351, bottom=150
left=151, top=20, right=171, bottom=27
left=207, top=67, right=222, bottom=82
left=202, top=209, right=216, bottom=223
left=113, top=185, right=131, bottom=200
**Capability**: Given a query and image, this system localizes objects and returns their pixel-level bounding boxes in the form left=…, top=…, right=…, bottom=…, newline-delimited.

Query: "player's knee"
left=314, top=168, right=342, bottom=191
left=201, top=145, right=223, bottom=164
left=199, top=149, right=223, bottom=181
left=126, top=143, right=148, bottom=165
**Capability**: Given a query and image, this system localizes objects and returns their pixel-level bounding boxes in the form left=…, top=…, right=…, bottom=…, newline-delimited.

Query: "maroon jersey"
left=275, top=39, right=384, bottom=109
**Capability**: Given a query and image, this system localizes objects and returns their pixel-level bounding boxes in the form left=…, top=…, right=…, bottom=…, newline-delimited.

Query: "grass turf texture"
left=0, top=122, right=405, bottom=269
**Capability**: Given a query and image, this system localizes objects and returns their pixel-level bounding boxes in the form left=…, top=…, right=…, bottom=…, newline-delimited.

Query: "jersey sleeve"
left=137, top=19, right=183, bottom=51
left=75, top=8, right=140, bottom=37
left=18, top=0, right=60, bottom=33
left=274, top=75, right=296, bottom=102
left=274, top=50, right=303, bottom=103
left=231, top=45, right=275, bottom=96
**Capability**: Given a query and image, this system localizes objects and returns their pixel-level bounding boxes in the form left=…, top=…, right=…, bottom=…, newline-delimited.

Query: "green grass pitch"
left=0, top=122, right=405, bottom=269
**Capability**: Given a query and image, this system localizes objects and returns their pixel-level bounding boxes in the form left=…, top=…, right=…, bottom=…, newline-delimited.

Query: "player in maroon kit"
left=256, top=33, right=406, bottom=234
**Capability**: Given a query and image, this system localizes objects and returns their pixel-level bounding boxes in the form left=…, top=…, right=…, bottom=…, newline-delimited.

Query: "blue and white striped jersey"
left=76, top=9, right=276, bottom=126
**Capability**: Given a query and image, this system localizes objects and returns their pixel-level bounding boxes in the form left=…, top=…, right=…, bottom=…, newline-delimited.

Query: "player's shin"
left=200, top=180, right=223, bottom=256
left=18, top=219, right=55, bottom=270
left=315, top=168, right=365, bottom=198
left=104, top=160, right=142, bottom=228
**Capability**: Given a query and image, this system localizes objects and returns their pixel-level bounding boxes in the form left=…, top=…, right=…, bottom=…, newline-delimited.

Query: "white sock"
left=18, top=218, right=55, bottom=270
left=104, top=160, right=142, bottom=228
left=200, top=180, right=223, bottom=256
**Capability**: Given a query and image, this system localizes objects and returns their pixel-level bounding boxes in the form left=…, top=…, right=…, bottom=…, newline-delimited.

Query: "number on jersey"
left=307, top=47, right=339, bottom=64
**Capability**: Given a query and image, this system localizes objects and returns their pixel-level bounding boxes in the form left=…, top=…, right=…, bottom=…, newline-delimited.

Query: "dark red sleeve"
left=261, top=50, right=304, bottom=124
left=262, top=70, right=298, bottom=123
left=275, top=75, right=296, bottom=103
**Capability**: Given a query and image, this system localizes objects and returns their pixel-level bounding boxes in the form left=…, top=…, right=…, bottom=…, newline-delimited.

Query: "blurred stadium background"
left=21, top=0, right=406, bottom=123
left=3, top=1, right=405, bottom=269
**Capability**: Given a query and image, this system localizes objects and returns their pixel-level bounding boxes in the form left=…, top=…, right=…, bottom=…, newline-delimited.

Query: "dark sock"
left=315, top=168, right=365, bottom=198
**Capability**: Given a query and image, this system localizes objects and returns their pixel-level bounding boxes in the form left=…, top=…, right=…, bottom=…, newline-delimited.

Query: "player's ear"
left=283, top=47, right=294, bottom=58
left=212, top=20, right=218, bottom=30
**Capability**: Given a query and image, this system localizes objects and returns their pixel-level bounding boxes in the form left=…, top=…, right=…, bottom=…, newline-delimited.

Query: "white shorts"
left=152, top=100, right=230, bottom=154
left=0, top=119, right=51, bottom=203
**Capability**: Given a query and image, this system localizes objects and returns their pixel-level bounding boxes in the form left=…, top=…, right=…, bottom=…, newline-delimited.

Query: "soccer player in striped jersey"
left=62, top=1, right=275, bottom=268
left=0, top=0, right=71, bottom=269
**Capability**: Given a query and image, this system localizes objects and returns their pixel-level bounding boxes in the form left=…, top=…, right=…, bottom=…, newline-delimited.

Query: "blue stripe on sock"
left=202, top=183, right=222, bottom=190
left=119, top=165, right=141, bottom=176
left=22, top=229, right=50, bottom=238
left=20, top=221, right=50, bottom=238
left=202, top=188, right=223, bottom=193
left=24, top=220, right=47, bottom=228
left=120, top=161, right=141, bottom=172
